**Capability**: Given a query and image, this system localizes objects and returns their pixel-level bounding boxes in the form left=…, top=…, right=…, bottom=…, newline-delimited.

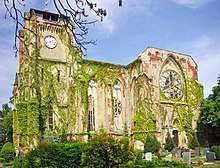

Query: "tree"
left=0, top=142, right=14, bottom=163
left=188, top=131, right=200, bottom=149
left=164, top=132, right=176, bottom=152
left=200, top=74, right=220, bottom=146
left=81, top=131, right=136, bottom=168
left=144, top=134, right=161, bottom=154
left=201, top=75, right=220, bottom=127
left=3, top=0, right=123, bottom=56
left=0, top=104, right=13, bottom=149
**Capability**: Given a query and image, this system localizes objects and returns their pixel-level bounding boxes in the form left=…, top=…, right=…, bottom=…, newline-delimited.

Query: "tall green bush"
left=59, top=142, right=85, bottom=167
left=211, top=145, right=220, bottom=160
left=0, top=142, right=14, bottom=163
left=24, top=141, right=85, bottom=168
left=164, top=132, right=176, bottom=151
left=25, top=142, right=61, bottom=168
left=144, top=134, right=161, bottom=154
left=188, top=131, right=200, bottom=149
left=196, top=121, right=208, bottom=147
left=81, top=131, right=136, bottom=168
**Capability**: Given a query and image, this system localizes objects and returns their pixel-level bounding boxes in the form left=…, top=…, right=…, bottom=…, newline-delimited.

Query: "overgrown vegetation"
left=17, top=141, right=85, bottom=168
left=188, top=131, right=200, bottom=149
left=164, top=132, right=176, bottom=151
left=211, top=146, right=220, bottom=160
left=0, top=142, right=14, bottom=163
left=81, top=131, right=136, bottom=168
left=144, top=134, right=161, bottom=155
left=136, top=159, right=191, bottom=168
left=0, top=104, right=13, bottom=149
left=200, top=75, right=220, bottom=146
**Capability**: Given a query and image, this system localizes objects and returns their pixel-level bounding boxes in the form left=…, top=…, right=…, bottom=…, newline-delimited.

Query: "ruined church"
left=14, top=9, right=203, bottom=149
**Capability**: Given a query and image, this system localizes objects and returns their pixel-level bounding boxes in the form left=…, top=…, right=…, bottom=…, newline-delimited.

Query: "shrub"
left=164, top=132, right=176, bottom=151
left=0, top=157, right=5, bottom=163
left=135, top=159, right=191, bottom=168
left=144, top=134, right=161, bottom=154
left=188, top=131, right=200, bottom=149
left=0, top=142, right=14, bottom=163
left=24, top=141, right=85, bottom=168
left=136, top=150, right=144, bottom=160
left=13, top=156, right=25, bottom=168
left=59, top=142, right=85, bottom=167
left=197, top=121, right=208, bottom=147
left=81, top=131, right=136, bottom=168
left=25, top=142, right=61, bottom=168
left=211, top=145, right=220, bottom=160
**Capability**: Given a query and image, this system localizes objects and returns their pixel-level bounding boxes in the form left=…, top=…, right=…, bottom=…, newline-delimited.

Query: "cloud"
left=178, top=35, right=220, bottom=97
left=86, top=0, right=155, bottom=36
left=171, top=0, right=215, bottom=8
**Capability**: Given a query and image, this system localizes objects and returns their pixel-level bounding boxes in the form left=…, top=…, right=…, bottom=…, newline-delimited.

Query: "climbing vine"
left=14, top=12, right=124, bottom=149
left=133, top=74, right=156, bottom=143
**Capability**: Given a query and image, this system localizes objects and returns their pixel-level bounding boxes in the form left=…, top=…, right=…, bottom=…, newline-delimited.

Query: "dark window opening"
left=51, top=15, right=58, bottom=21
left=88, top=95, right=95, bottom=131
left=58, top=70, right=60, bottom=82
left=43, top=14, right=58, bottom=22
left=41, top=68, right=44, bottom=80
left=43, top=14, right=50, bottom=20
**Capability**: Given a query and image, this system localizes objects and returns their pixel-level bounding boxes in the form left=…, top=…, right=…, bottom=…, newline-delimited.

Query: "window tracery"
left=88, top=80, right=96, bottom=131
left=113, top=80, right=123, bottom=130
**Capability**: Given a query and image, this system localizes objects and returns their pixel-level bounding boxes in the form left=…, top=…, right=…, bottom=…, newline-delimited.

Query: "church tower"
left=14, top=9, right=81, bottom=149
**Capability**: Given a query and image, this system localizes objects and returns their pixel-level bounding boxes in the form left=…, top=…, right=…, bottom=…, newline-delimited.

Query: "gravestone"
left=177, top=149, right=182, bottom=160
left=183, top=148, right=190, bottom=152
left=206, top=152, right=215, bottom=162
left=145, top=152, right=152, bottom=161
left=183, top=152, right=191, bottom=164
left=204, top=147, right=210, bottom=156
left=164, top=157, right=172, bottom=161
left=159, top=149, right=162, bottom=156
left=172, top=148, right=177, bottom=156
left=195, top=147, right=200, bottom=157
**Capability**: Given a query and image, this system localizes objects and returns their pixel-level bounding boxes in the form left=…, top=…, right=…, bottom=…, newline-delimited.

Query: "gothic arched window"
left=113, top=80, right=123, bottom=130
left=88, top=80, right=96, bottom=131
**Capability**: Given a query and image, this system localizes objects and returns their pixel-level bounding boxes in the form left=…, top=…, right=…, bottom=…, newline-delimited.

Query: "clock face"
left=160, top=70, right=183, bottom=99
left=44, top=35, right=57, bottom=49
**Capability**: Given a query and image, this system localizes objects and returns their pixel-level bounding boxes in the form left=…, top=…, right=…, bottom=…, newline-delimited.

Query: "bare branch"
left=3, top=0, right=122, bottom=56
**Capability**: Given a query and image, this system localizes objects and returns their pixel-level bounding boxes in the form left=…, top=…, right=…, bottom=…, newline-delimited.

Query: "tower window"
left=43, top=14, right=50, bottom=20
left=51, top=15, right=58, bottom=21
left=43, top=14, right=58, bottom=22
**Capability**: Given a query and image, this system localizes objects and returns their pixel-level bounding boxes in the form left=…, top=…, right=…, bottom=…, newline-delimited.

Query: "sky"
left=0, top=0, right=220, bottom=107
